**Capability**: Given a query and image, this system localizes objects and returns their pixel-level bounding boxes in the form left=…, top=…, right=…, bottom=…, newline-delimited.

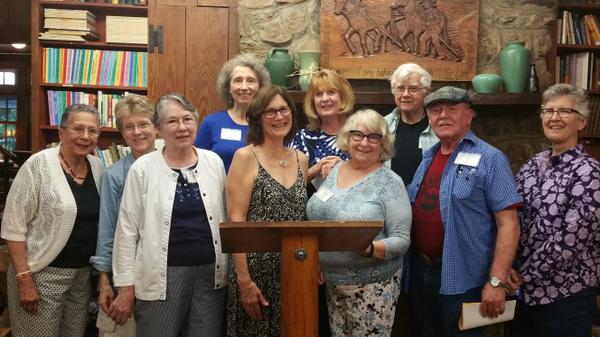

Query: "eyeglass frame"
left=64, top=124, right=101, bottom=138
left=122, top=121, right=154, bottom=133
left=539, top=107, right=580, bottom=119
left=263, top=106, right=292, bottom=119
left=393, top=85, right=424, bottom=94
left=349, top=130, right=383, bottom=144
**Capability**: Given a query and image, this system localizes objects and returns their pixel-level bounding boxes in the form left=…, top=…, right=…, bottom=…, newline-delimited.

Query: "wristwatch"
left=489, top=277, right=510, bottom=292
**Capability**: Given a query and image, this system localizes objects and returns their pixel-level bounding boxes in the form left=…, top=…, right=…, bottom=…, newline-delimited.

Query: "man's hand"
left=480, top=283, right=507, bottom=318
left=108, top=286, right=135, bottom=325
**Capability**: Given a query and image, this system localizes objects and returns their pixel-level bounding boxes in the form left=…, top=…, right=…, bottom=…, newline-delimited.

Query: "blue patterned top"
left=307, top=163, right=412, bottom=285
left=289, top=128, right=349, bottom=166
left=515, top=144, right=600, bottom=306
left=407, top=131, right=522, bottom=295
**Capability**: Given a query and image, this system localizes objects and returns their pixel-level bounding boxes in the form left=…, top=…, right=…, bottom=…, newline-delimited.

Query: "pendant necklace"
left=278, top=149, right=289, bottom=167
left=59, top=151, right=87, bottom=180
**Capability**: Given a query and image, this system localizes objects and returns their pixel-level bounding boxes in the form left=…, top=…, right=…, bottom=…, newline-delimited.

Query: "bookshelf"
left=31, top=0, right=148, bottom=151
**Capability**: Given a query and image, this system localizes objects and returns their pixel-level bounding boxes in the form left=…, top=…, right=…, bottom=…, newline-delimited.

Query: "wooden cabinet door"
left=148, top=0, right=238, bottom=120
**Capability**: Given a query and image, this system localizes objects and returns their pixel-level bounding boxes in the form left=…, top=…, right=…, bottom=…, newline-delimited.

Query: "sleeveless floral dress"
left=226, top=151, right=307, bottom=337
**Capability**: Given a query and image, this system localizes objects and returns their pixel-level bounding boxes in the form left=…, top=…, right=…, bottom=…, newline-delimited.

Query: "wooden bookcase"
left=30, top=0, right=148, bottom=151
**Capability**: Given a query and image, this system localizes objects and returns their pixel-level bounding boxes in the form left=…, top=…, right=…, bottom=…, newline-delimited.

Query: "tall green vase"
left=499, top=41, right=531, bottom=93
left=265, top=48, right=294, bottom=87
left=298, top=51, right=321, bottom=90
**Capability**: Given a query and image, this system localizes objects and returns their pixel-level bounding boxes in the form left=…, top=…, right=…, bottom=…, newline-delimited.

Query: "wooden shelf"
left=556, top=44, right=600, bottom=53
left=558, top=3, right=600, bottom=14
left=288, top=90, right=542, bottom=107
left=40, top=1, right=147, bottom=13
left=40, top=40, right=147, bottom=51
left=41, top=83, right=147, bottom=92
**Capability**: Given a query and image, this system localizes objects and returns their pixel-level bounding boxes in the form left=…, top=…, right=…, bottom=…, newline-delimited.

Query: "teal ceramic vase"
left=265, top=48, right=294, bottom=87
left=499, top=41, right=531, bottom=93
left=471, top=73, right=503, bottom=93
left=297, top=51, right=321, bottom=90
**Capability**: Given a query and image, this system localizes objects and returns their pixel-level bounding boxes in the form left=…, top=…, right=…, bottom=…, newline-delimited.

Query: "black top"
left=391, top=116, right=429, bottom=186
left=51, top=163, right=99, bottom=268
left=167, top=163, right=215, bottom=266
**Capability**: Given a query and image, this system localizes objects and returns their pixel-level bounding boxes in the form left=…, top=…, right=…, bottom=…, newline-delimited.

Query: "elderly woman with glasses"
left=306, top=109, right=411, bottom=337
left=226, top=85, right=308, bottom=337
left=1, top=104, right=104, bottom=337
left=112, top=93, right=228, bottom=337
left=509, top=83, right=600, bottom=337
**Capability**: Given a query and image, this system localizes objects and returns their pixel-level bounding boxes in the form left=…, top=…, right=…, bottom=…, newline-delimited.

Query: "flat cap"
left=424, top=86, right=470, bottom=108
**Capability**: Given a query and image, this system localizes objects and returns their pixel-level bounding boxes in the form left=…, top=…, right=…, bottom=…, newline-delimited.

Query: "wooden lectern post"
left=220, top=221, right=383, bottom=337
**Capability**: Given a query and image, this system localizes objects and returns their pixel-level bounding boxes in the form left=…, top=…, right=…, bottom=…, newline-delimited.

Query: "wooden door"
left=148, top=0, right=238, bottom=120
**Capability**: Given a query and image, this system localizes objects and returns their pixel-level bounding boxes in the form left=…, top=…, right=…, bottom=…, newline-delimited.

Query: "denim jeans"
left=409, top=252, right=487, bottom=337
left=509, top=287, right=597, bottom=337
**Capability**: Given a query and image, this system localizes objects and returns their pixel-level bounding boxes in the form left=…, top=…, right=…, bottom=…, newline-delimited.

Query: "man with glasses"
left=407, top=86, right=521, bottom=337
left=385, top=63, right=439, bottom=186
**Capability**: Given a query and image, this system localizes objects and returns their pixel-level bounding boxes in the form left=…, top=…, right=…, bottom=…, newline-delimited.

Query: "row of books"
left=42, top=47, right=147, bottom=87
left=556, top=52, right=599, bottom=90
left=106, top=16, right=148, bottom=44
left=558, top=11, right=600, bottom=45
left=40, top=8, right=99, bottom=42
left=95, top=143, right=131, bottom=168
left=105, top=0, right=146, bottom=4
left=47, top=90, right=141, bottom=128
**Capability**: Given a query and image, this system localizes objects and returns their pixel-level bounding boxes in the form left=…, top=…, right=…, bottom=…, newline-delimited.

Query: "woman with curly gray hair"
left=194, top=53, right=271, bottom=171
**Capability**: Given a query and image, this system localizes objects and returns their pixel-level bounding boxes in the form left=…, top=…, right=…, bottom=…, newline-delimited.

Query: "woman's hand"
left=98, top=272, right=115, bottom=314
left=108, top=286, right=135, bottom=325
left=16, top=273, right=39, bottom=314
left=506, top=268, right=524, bottom=294
left=362, top=240, right=386, bottom=260
left=239, top=279, right=269, bottom=320
left=318, top=156, right=342, bottom=178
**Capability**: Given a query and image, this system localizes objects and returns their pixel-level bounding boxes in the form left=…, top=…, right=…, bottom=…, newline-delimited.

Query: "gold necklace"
left=59, top=151, right=87, bottom=180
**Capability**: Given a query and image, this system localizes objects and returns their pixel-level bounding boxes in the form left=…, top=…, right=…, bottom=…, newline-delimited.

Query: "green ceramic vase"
left=499, top=41, right=531, bottom=93
left=265, top=48, right=294, bottom=87
left=471, top=73, right=503, bottom=93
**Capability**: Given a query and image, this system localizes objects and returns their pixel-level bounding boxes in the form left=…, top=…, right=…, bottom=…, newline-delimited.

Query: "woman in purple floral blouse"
left=509, top=83, right=600, bottom=337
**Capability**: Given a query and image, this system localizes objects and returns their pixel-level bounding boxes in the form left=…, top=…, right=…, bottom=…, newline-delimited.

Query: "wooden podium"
left=220, top=221, right=383, bottom=337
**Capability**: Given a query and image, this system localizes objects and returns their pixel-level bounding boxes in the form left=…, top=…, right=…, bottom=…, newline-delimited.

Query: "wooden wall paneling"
left=186, top=6, right=230, bottom=119
left=147, top=5, right=186, bottom=103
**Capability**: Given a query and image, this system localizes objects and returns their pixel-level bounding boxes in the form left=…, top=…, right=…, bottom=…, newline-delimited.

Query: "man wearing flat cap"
left=406, top=86, right=522, bottom=337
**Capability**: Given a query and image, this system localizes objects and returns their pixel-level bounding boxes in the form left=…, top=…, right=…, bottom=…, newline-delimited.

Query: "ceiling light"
left=11, top=43, right=27, bottom=49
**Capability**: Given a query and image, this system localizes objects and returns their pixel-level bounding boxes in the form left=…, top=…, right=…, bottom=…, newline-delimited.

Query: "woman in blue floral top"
left=290, top=69, right=355, bottom=187
left=509, top=83, right=600, bottom=337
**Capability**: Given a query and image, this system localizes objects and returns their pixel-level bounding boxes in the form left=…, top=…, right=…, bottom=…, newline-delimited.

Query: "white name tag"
left=220, top=128, right=242, bottom=141
left=315, top=187, right=334, bottom=202
left=454, top=152, right=481, bottom=168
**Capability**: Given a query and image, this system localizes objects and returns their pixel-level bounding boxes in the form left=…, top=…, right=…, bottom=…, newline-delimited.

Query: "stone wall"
left=238, top=0, right=557, bottom=89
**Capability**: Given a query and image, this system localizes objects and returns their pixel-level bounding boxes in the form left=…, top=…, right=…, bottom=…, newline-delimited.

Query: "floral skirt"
left=326, top=270, right=402, bottom=337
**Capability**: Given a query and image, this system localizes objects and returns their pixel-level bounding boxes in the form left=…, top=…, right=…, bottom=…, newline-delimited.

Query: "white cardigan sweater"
left=1, top=146, right=104, bottom=272
left=113, top=148, right=228, bottom=301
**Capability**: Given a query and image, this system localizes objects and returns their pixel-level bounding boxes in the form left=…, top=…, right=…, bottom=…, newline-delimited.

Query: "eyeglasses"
left=349, top=130, right=383, bottom=144
left=539, top=108, right=580, bottom=119
left=66, top=124, right=101, bottom=138
left=123, top=121, right=153, bottom=133
left=394, top=85, right=423, bottom=94
left=164, top=116, right=196, bottom=128
left=263, top=106, right=292, bottom=119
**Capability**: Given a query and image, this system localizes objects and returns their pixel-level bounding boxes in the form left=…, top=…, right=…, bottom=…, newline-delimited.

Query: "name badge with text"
left=220, top=128, right=242, bottom=141
left=454, top=152, right=481, bottom=168
left=315, top=187, right=334, bottom=202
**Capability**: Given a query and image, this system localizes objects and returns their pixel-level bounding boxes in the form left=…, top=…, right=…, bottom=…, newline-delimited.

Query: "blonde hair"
left=303, top=69, right=355, bottom=131
left=114, top=94, right=154, bottom=131
left=337, top=109, right=395, bottom=162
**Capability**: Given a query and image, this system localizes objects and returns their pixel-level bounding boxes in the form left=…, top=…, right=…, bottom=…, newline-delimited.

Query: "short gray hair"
left=337, top=109, right=395, bottom=162
left=59, top=104, right=99, bottom=128
left=154, top=93, right=198, bottom=125
left=217, top=53, right=271, bottom=107
left=389, top=63, right=432, bottom=93
left=542, top=83, right=590, bottom=118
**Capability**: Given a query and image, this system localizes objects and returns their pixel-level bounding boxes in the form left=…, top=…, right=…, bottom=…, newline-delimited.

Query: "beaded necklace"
left=59, top=150, right=87, bottom=181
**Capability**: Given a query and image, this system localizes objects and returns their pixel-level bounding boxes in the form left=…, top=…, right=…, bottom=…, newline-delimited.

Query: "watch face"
left=490, top=277, right=501, bottom=287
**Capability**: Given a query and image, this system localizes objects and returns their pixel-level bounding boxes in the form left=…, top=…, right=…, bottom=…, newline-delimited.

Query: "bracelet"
left=367, top=242, right=375, bottom=257
left=15, top=270, right=32, bottom=279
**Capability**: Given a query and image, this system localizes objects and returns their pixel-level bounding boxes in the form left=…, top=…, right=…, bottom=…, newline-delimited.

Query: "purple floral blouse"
left=515, top=144, right=600, bottom=306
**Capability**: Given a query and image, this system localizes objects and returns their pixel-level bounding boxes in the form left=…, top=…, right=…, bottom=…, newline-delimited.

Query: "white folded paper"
left=458, top=299, right=516, bottom=330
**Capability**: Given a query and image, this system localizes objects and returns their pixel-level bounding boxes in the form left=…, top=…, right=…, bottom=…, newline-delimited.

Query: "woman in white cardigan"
left=112, top=93, right=228, bottom=337
left=1, top=104, right=104, bottom=337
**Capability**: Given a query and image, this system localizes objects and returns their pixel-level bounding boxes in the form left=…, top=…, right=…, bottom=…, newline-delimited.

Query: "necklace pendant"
left=279, top=159, right=288, bottom=167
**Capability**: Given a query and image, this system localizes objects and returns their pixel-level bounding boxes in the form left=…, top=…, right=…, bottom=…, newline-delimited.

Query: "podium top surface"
left=219, top=221, right=383, bottom=253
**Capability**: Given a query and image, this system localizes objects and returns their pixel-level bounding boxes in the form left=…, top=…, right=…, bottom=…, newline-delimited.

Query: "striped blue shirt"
left=407, top=131, right=522, bottom=295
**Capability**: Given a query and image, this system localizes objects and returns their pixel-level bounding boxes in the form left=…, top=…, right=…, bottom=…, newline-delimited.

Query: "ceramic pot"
left=499, top=41, right=531, bottom=93
left=265, top=48, right=294, bottom=87
left=471, top=73, right=503, bottom=93
left=297, top=51, right=321, bottom=90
